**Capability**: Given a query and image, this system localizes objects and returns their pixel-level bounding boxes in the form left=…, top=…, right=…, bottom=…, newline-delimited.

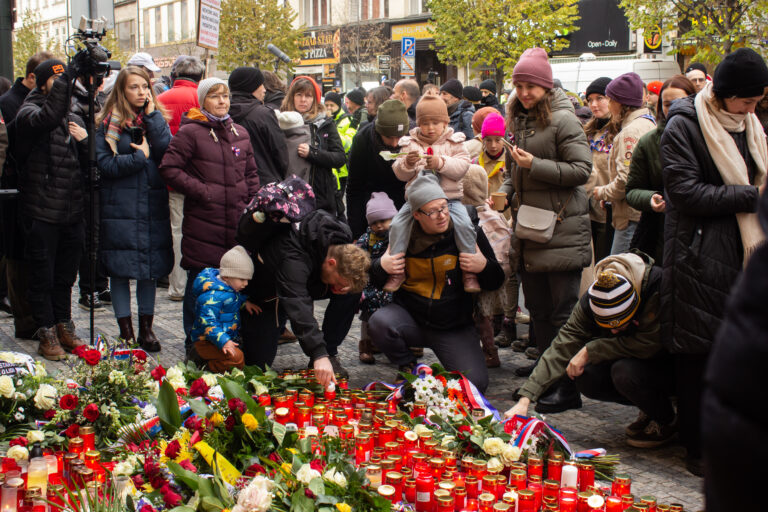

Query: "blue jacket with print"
left=191, top=267, right=246, bottom=350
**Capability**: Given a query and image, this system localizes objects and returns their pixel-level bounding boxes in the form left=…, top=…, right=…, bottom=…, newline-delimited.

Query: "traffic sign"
left=401, top=37, right=416, bottom=76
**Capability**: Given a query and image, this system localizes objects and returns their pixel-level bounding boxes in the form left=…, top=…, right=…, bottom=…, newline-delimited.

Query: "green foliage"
left=217, top=0, right=303, bottom=73
left=427, top=0, right=580, bottom=91
left=13, top=9, right=60, bottom=78
left=100, top=29, right=129, bottom=66
left=619, top=0, right=768, bottom=64
left=156, top=379, right=183, bottom=436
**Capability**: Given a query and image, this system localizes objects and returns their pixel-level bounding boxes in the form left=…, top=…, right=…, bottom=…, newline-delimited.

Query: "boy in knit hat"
left=354, top=192, right=398, bottom=364
left=389, top=94, right=477, bottom=292
left=190, top=245, right=254, bottom=373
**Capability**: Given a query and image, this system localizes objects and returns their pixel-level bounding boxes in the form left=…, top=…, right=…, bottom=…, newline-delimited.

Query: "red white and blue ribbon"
left=574, top=448, right=607, bottom=459
left=457, top=375, right=501, bottom=421
left=507, top=416, right=573, bottom=456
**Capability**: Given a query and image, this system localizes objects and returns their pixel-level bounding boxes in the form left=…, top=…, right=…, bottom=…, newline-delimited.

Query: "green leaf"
left=308, top=477, right=325, bottom=496
left=187, top=398, right=211, bottom=419
left=298, top=436, right=312, bottom=454
left=199, top=496, right=225, bottom=512
left=290, top=492, right=315, bottom=512
left=166, top=461, right=201, bottom=491
left=273, top=422, right=287, bottom=446
left=167, top=507, right=196, bottom=512
left=156, top=379, right=182, bottom=436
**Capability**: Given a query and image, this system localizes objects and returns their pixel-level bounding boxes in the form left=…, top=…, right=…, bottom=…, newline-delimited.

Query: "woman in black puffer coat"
left=660, top=48, right=768, bottom=476
left=281, top=76, right=346, bottom=219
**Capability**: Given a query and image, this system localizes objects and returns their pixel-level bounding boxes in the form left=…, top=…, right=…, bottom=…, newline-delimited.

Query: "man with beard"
left=346, top=99, right=410, bottom=238
left=479, top=79, right=505, bottom=116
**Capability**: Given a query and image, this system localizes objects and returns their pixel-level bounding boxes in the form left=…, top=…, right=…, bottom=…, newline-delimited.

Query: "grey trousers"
left=520, top=269, right=581, bottom=353
left=369, top=302, right=489, bottom=392
left=389, top=199, right=476, bottom=254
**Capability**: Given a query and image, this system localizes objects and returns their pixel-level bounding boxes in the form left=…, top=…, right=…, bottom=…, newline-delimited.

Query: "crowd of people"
left=1, top=46, right=767, bottom=505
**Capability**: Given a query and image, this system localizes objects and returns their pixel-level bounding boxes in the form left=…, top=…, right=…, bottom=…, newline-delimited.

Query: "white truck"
left=550, top=54, right=682, bottom=95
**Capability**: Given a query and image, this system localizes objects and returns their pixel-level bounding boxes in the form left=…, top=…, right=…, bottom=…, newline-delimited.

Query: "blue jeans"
left=110, top=277, right=157, bottom=318
left=610, top=221, right=638, bottom=255
left=389, top=199, right=476, bottom=254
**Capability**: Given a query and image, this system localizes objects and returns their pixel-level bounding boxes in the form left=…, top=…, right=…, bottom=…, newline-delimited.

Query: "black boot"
left=138, top=315, right=161, bottom=352
left=495, top=316, right=517, bottom=348
left=117, top=317, right=136, bottom=345
left=534, top=378, right=582, bottom=414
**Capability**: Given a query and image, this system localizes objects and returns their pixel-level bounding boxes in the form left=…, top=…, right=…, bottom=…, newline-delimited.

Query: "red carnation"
left=189, top=378, right=209, bottom=398
left=132, top=475, right=145, bottom=488
left=73, top=345, right=88, bottom=358
left=225, top=415, right=235, bottom=431
left=60, top=394, right=79, bottom=410
left=43, top=410, right=56, bottom=420
left=184, top=416, right=203, bottom=432
left=179, top=459, right=197, bottom=472
left=133, top=350, right=147, bottom=363
left=150, top=365, right=166, bottom=381
left=165, top=440, right=181, bottom=459
left=190, top=430, right=202, bottom=446
left=83, top=403, right=100, bottom=422
left=160, top=485, right=182, bottom=508
left=227, top=398, right=246, bottom=414
left=64, top=424, right=80, bottom=438
left=243, top=462, right=266, bottom=477
left=176, top=387, right=188, bottom=396
left=83, top=349, right=101, bottom=366
left=9, top=436, right=28, bottom=447
left=304, top=488, right=316, bottom=499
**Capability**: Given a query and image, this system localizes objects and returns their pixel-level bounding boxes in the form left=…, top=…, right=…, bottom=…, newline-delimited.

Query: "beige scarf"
left=695, top=82, right=767, bottom=265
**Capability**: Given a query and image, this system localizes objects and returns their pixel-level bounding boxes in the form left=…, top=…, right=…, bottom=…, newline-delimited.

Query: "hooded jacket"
left=303, top=113, right=347, bottom=217
left=519, top=251, right=662, bottom=401
left=660, top=96, right=759, bottom=354
left=244, top=209, right=354, bottom=360
left=190, top=267, right=247, bottom=350
left=95, top=109, right=173, bottom=280
left=370, top=219, right=504, bottom=330
left=14, top=73, right=87, bottom=225
left=229, top=90, right=289, bottom=185
left=264, top=90, right=285, bottom=111
left=157, top=79, right=199, bottom=135
left=393, top=126, right=470, bottom=200
left=159, top=108, right=260, bottom=270
left=448, top=100, right=475, bottom=140
left=346, top=121, right=406, bottom=238
left=500, top=88, right=593, bottom=273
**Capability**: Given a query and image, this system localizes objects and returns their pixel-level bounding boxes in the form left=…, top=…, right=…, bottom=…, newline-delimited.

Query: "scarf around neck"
left=104, top=109, right=143, bottom=155
left=695, top=82, right=768, bottom=264
left=201, top=108, right=231, bottom=123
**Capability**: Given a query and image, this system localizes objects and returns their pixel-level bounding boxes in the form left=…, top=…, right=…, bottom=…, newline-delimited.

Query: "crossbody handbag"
left=514, top=192, right=574, bottom=244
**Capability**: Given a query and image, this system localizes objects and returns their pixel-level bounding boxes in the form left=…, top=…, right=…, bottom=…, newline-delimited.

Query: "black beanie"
left=685, top=62, right=707, bottom=75
left=463, top=86, right=482, bottom=102
left=228, top=66, right=265, bottom=94
left=324, top=91, right=342, bottom=107
left=585, top=77, right=612, bottom=98
left=346, top=89, right=365, bottom=106
left=35, top=59, right=66, bottom=89
left=479, top=79, right=496, bottom=95
left=713, top=48, right=768, bottom=98
left=440, top=78, right=463, bottom=99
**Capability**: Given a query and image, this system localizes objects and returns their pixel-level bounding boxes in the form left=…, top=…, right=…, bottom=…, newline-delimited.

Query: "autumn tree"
left=620, top=0, right=768, bottom=65
left=218, top=0, right=303, bottom=73
left=340, top=21, right=389, bottom=87
left=100, top=29, right=129, bottom=66
left=13, top=10, right=59, bottom=77
left=427, top=0, right=580, bottom=92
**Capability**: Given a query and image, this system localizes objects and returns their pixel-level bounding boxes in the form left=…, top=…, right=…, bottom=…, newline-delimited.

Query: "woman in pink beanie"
left=499, top=47, right=593, bottom=416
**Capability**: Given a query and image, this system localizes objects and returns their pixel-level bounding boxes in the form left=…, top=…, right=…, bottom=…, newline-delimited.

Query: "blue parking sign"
left=401, top=37, right=415, bottom=57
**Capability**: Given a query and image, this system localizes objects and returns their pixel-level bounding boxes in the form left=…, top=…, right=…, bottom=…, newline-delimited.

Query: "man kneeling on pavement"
left=504, top=251, right=676, bottom=448
left=369, top=173, right=505, bottom=392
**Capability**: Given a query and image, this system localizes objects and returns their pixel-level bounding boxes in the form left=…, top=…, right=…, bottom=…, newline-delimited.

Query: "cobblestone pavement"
left=0, top=286, right=704, bottom=510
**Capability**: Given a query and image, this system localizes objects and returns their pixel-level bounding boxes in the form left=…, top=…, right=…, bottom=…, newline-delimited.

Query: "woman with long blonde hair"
left=96, top=66, right=172, bottom=352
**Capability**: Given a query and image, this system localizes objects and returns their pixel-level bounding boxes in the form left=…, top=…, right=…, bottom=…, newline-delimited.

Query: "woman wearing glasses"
left=160, top=77, right=260, bottom=358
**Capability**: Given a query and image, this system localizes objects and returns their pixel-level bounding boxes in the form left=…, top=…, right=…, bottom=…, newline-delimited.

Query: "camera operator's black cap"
left=228, top=66, right=264, bottom=94
left=35, top=59, right=66, bottom=89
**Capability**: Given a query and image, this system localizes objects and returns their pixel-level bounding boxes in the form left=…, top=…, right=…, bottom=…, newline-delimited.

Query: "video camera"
left=67, top=16, right=120, bottom=81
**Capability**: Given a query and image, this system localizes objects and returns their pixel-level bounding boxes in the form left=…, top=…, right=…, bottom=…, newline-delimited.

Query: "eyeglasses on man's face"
left=418, top=204, right=449, bottom=218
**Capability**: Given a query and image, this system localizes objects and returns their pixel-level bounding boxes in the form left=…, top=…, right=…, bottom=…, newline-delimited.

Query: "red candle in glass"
left=79, top=426, right=95, bottom=452
left=508, top=469, right=526, bottom=490
left=481, top=475, right=496, bottom=496
left=621, top=494, right=635, bottom=510
left=577, top=492, right=591, bottom=512
left=543, top=479, right=559, bottom=501
left=465, top=475, right=479, bottom=498
left=527, top=457, right=543, bottom=479
left=415, top=473, right=434, bottom=512
left=405, top=478, right=417, bottom=503
left=560, top=496, right=577, bottom=512
left=578, top=464, right=595, bottom=492
left=528, top=482, right=543, bottom=512
left=612, top=475, right=631, bottom=497
left=547, top=458, right=563, bottom=482
left=455, top=486, right=467, bottom=511
left=517, top=489, right=536, bottom=512
left=385, top=471, right=404, bottom=501
left=258, top=393, right=271, bottom=406
left=605, top=496, right=623, bottom=512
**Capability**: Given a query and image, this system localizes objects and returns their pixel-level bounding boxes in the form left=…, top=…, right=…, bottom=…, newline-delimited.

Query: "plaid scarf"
left=103, top=110, right=143, bottom=154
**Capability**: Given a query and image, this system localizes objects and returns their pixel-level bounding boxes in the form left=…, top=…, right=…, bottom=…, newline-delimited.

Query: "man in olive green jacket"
left=504, top=251, right=676, bottom=448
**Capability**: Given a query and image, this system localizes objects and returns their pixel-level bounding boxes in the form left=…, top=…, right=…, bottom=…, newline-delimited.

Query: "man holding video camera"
left=14, top=59, right=88, bottom=359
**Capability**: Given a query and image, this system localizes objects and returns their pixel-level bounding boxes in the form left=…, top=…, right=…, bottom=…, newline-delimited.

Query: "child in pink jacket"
left=387, top=95, right=477, bottom=292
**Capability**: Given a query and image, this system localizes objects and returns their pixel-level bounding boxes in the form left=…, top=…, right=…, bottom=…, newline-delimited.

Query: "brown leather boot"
left=56, top=321, right=85, bottom=352
left=117, top=317, right=136, bottom=345
left=37, top=326, right=66, bottom=361
left=137, top=315, right=161, bottom=352
left=359, top=338, right=375, bottom=364
left=476, top=315, right=500, bottom=368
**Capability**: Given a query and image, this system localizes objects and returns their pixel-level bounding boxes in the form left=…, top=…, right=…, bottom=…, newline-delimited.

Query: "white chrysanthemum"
left=33, top=384, right=57, bottom=410
left=295, top=464, right=321, bottom=485
left=141, top=404, right=157, bottom=419
left=232, top=475, right=274, bottom=512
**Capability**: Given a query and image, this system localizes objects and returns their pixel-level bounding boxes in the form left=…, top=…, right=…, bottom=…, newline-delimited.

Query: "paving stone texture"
left=0, top=286, right=704, bottom=510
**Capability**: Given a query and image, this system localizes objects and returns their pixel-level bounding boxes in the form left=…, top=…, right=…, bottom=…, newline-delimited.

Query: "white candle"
left=561, top=462, right=578, bottom=489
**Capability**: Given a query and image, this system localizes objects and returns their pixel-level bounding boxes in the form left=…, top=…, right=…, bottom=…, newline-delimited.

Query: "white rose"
left=250, top=380, right=268, bottom=396
left=440, top=435, right=456, bottom=447
left=482, top=437, right=504, bottom=456
left=413, top=424, right=430, bottom=436
left=201, top=374, right=218, bottom=387
left=487, top=457, right=504, bottom=473
left=323, top=468, right=347, bottom=488
left=33, top=384, right=57, bottom=410
left=7, top=445, right=29, bottom=461
left=113, top=460, right=135, bottom=476
left=0, top=375, right=15, bottom=398
left=165, top=367, right=186, bottom=389
left=26, top=430, right=45, bottom=443
left=500, top=444, right=522, bottom=465
left=295, top=464, right=321, bottom=485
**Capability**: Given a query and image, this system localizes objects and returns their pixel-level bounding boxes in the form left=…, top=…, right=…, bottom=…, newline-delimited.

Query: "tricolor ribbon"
left=505, top=416, right=573, bottom=456
left=574, top=448, right=606, bottom=459
left=457, top=375, right=501, bottom=421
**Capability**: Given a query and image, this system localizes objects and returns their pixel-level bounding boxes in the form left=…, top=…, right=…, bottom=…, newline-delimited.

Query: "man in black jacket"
left=369, top=174, right=504, bottom=391
left=228, top=67, right=289, bottom=185
left=0, top=52, right=54, bottom=122
left=346, top=99, right=409, bottom=238
left=479, top=79, right=505, bottom=116
left=14, top=59, right=87, bottom=360
left=237, top=209, right=370, bottom=387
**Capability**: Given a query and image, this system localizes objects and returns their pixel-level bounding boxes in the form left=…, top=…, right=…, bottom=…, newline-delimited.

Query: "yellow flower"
left=336, top=504, right=351, bottom=512
left=280, top=462, right=292, bottom=475
left=287, top=448, right=297, bottom=454
left=241, top=413, right=259, bottom=431
left=209, top=412, right=224, bottom=426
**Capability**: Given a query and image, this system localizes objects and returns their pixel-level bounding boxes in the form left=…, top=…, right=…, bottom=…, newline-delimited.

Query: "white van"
left=550, top=56, right=682, bottom=95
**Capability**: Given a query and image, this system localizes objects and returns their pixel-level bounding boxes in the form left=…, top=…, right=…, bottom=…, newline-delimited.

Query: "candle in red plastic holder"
left=527, top=456, right=543, bottom=479
left=274, top=407, right=291, bottom=425
left=464, top=475, right=479, bottom=499
left=46, top=484, right=66, bottom=512
left=404, top=478, right=416, bottom=503
left=295, top=406, right=311, bottom=428
left=298, top=390, right=314, bottom=408
left=378, top=484, right=396, bottom=503
left=387, top=454, right=403, bottom=471
left=543, top=479, right=559, bottom=500
left=477, top=492, right=495, bottom=512
left=355, top=434, right=372, bottom=464
left=68, top=437, right=84, bottom=459
left=481, top=475, right=496, bottom=496
left=413, top=461, right=430, bottom=480
left=493, top=475, right=507, bottom=501
left=385, top=471, right=404, bottom=501
left=324, top=385, right=336, bottom=402
left=437, top=494, right=455, bottom=512
left=429, top=458, right=445, bottom=479
left=621, top=494, right=635, bottom=510
left=453, top=472, right=465, bottom=489
left=517, top=489, right=536, bottom=512
left=578, top=463, right=595, bottom=492
left=639, top=496, right=657, bottom=512
left=332, top=412, right=347, bottom=428
left=612, top=475, right=631, bottom=497
left=411, top=402, right=427, bottom=418
left=561, top=486, right=578, bottom=501
left=547, top=457, right=563, bottom=482
left=560, top=495, right=577, bottom=512
left=412, top=453, right=428, bottom=472
left=604, top=495, right=622, bottom=512
left=379, top=426, right=395, bottom=446
left=528, top=482, right=543, bottom=512
left=78, top=426, right=95, bottom=452
left=508, top=469, right=526, bottom=490
left=415, top=473, right=434, bottom=512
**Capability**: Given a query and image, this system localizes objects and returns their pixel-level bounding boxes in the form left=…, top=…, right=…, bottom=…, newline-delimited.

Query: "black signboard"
left=555, top=0, right=630, bottom=55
